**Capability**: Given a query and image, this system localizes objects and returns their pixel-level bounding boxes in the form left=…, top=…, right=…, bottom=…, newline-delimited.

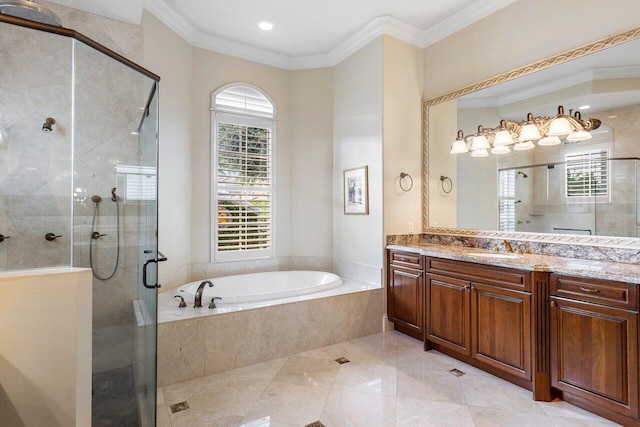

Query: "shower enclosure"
left=498, top=159, right=640, bottom=237
left=0, top=14, right=160, bottom=426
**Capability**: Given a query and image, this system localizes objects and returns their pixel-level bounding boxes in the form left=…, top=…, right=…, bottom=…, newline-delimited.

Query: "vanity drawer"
left=427, top=257, right=529, bottom=292
left=551, top=274, right=638, bottom=311
left=389, top=251, right=423, bottom=270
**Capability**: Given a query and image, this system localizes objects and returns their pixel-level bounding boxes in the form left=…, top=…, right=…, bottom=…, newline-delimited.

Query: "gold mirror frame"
left=422, top=25, right=640, bottom=248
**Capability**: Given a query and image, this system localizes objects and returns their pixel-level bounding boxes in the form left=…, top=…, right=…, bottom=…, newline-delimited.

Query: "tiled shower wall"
left=0, top=5, right=148, bottom=375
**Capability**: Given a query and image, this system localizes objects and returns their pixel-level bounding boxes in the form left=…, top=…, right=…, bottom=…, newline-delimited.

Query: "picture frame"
left=343, top=166, right=369, bottom=215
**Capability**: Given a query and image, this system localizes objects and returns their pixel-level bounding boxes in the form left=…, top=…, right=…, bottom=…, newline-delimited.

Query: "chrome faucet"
left=194, top=280, right=214, bottom=308
left=502, top=240, right=513, bottom=253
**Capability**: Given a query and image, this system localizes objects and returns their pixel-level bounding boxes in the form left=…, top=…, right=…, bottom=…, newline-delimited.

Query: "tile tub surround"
left=157, top=331, right=618, bottom=426
left=387, top=233, right=640, bottom=265
left=387, top=241, right=640, bottom=284
left=157, top=280, right=383, bottom=387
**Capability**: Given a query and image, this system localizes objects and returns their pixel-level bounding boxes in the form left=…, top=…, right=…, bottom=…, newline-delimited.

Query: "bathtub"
left=158, top=271, right=384, bottom=387
left=173, top=270, right=343, bottom=305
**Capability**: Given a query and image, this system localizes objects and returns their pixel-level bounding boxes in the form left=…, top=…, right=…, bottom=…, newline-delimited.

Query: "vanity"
left=387, top=243, right=640, bottom=426
left=401, top=22, right=640, bottom=426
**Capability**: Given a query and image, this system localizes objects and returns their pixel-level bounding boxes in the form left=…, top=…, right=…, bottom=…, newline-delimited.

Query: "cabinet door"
left=551, top=297, right=638, bottom=418
left=388, top=265, right=423, bottom=339
left=471, top=283, right=531, bottom=380
left=426, top=273, right=471, bottom=356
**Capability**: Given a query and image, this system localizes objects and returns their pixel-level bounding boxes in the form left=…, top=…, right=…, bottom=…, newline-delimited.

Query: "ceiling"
left=46, top=0, right=516, bottom=70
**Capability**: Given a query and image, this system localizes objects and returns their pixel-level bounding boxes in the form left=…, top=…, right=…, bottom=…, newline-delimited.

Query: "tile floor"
left=157, top=331, right=620, bottom=427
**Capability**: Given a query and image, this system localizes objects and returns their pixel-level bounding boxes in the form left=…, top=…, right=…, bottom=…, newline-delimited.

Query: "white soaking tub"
left=173, top=270, right=343, bottom=305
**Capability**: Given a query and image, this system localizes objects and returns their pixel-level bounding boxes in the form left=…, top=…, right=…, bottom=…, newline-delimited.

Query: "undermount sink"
left=464, top=252, right=522, bottom=259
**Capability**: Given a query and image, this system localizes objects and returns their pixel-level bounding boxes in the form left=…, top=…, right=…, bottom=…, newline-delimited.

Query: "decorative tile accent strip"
left=305, top=422, right=326, bottom=427
left=170, top=401, right=189, bottom=414
left=335, top=357, right=350, bottom=365
left=449, top=368, right=465, bottom=377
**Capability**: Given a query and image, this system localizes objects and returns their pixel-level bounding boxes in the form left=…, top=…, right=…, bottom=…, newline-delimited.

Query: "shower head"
left=42, top=117, right=55, bottom=133
left=517, top=171, right=528, bottom=179
left=111, top=187, right=119, bottom=202
left=0, top=0, right=62, bottom=27
left=91, top=195, right=102, bottom=204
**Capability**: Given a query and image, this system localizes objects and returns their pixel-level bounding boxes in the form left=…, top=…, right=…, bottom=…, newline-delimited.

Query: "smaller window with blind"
left=211, top=84, right=276, bottom=261
left=565, top=149, right=609, bottom=200
left=498, top=169, right=516, bottom=231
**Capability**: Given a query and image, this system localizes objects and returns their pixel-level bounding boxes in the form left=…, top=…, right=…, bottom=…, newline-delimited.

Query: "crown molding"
left=144, top=0, right=515, bottom=70
left=422, top=0, right=519, bottom=47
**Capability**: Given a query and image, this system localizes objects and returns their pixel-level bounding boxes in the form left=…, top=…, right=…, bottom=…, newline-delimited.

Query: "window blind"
left=498, top=169, right=516, bottom=231
left=566, top=150, right=608, bottom=197
left=214, top=86, right=274, bottom=117
left=215, top=121, right=272, bottom=255
left=115, top=165, right=157, bottom=201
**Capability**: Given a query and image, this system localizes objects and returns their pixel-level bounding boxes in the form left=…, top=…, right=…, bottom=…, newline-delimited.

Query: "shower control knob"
left=45, top=233, right=62, bottom=241
left=0, top=234, right=10, bottom=243
left=91, top=231, right=107, bottom=240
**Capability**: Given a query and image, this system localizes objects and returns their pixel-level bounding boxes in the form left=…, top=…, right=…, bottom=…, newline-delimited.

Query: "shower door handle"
left=142, top=254, right=168, bottom=289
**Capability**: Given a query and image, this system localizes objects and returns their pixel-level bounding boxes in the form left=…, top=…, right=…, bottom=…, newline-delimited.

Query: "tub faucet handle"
left=174, top=295, right=187, bottom=308
left=209, top=297, right=222, bottom=309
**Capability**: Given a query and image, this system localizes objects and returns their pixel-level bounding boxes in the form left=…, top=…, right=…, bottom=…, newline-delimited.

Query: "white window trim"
left=211, top=111, right=276, bottom=262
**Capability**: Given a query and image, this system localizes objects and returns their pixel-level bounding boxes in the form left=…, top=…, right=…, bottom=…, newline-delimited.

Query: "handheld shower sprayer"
left=90, top=188, right=121, bottom=281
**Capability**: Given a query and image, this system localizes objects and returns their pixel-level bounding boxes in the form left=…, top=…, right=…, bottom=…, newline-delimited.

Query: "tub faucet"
left=194, top=280, right=214, bottom=308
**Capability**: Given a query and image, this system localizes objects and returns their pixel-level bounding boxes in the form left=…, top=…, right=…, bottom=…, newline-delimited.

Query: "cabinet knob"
left=550, top=301, right=556, bottom=307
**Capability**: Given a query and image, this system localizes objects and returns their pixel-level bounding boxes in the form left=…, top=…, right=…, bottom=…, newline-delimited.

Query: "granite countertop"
left=387, top=242, right=640, bottom=285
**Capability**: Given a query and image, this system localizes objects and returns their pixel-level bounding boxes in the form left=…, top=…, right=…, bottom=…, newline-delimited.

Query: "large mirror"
left=425, top=27, right=640, bottom=242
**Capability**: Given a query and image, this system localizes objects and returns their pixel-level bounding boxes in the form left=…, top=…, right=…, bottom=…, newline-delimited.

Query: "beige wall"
left=333, top=37, right=384, bottom=285
left=290, top=68, right=334, bottom=258
left=142, top=11, right=193, bottom=288
left=423, top=0, right=640, bottom=101
left=428, top=99, right=458, bottom=227
left=382, top=36, right=424, bottom=236
left=190, top=48, right=292, bottom=263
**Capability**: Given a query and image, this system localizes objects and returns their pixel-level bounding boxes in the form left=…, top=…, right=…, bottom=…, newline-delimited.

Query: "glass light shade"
left=518, top=124, right=541, bottom=142
left=470, top=148, right=489, bottom=157
left=514, top=140, right=535, bottom=151
left=493, top=130, right=515, bottom=146
left=538, top=135, right=561, bottom=146
left=547, top=117, right=572, bottom=136
left=470, top=135, right=490, bottom=150
left=450, top=138, right=468, bottom=154
left=566, top=130, right=592, bottom=142
left=491, top=145, right=510, bottom=154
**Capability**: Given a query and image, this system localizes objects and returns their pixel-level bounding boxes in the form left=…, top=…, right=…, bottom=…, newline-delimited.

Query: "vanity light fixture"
left=258, top=20, right=274, bottom=31
left=449, top=105, right=601, bottom=156
left=450, top=130, right=469, bottom=154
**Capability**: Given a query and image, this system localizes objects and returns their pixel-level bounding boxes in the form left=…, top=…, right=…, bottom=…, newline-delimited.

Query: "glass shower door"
left=135, top=82, right=160, bottom=425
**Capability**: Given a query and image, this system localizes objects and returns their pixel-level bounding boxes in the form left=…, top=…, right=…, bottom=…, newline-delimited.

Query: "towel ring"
left=440, top=175, right=453, bottom=194
left=399, top=172, right=413, bottom=192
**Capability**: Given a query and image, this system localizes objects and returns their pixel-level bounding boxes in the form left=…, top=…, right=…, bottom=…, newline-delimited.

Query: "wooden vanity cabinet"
left=425, top=257, right=533, bottom=383
left=550, top=274, right=639, bottom=422
left=387, top=250, right=424, bottom=340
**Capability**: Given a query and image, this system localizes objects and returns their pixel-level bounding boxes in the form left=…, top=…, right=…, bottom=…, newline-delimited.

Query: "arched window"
left=211, top=84, right=276, bottom=261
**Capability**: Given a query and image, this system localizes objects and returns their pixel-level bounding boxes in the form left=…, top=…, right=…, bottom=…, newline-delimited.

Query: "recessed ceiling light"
left=579, top=105, right=590, bottom=110
left=608, top=115, right=617, bottom=119
left=258, top=20, right=274, bottom=31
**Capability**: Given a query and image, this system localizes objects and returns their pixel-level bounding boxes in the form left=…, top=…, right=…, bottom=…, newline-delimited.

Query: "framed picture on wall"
left=344, top=166, right=369, bottom=215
